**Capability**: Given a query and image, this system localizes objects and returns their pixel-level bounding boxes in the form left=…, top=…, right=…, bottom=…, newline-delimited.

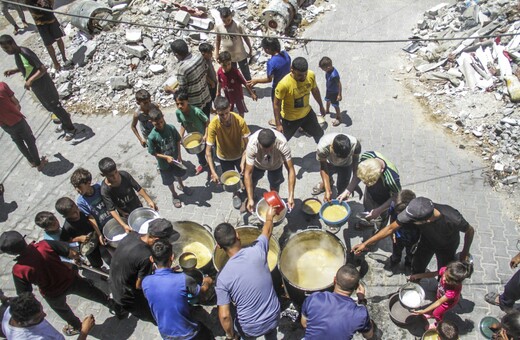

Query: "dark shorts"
left=219, top=158, right=242, bottom=173
left=281, top=108, right=324, bottom=143
left=159, top=165, right=186, bottom=186
left=325, top=91, right=340, bottom=107
left=252, top=166, right=284, bottom=191
left=36, top=20, right=64, bottom=46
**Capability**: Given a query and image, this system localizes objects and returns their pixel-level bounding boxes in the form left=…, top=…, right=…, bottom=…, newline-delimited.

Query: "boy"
left=1, top=0, right=28, bottom=35
left=217, top=51, right=257, bottom=118
left=199, top=43, right=217, bottom=106
left=175, top=90, right=209, bottom=176
left=318, top=57, right=343, bottom=126
left=148, top=106, right=192, bottom=208
left=1, top=35, right=76, bottom=141
left=98, top=157, right=157, bottom=232
left=130, top=89, right=155, bottom=147
left=70, top=167, right=112, bottom=230
left=214, top=7, right=253, bottom=81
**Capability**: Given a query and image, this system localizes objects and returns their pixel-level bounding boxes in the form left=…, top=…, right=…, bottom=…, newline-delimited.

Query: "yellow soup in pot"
left=302, top=199, right=321, bottom=214
left=322, top=205, right=348, bottom=222
left=284, top=248, right=343, bottom=290
left=182, top=242, right=212, bottom=268
left=224, top=176, right=240, bottom=186
left=185, top=140, right=200, bottom=148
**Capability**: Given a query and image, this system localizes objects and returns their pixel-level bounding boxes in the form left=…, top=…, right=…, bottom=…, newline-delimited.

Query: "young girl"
left=217, top=51, right=257, bottom=117
left=409, top=261, right=473, bottom=326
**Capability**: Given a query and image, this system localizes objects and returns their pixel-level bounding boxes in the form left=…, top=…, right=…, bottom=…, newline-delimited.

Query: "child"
left=147, top=106, right=192, bottom=208
left=214, top=6, right=253, bottom=81
left=318, top=57, right=343, bottom=126
left=199, top=43, right=217, bottom=108
left=98, top=157, right=157, bottom=232
left=131, top=89, right=155, bottom=147
left=217, top=51, right=257, bottom=118
left=54, top=198, right=105, bottom=270
left=410, top=261, right=473, bottom=326
left=70, top=168, right=112, bottom=231
left=437, top=320, right=459, bottom=340
left=175, top=90, right=209, bottom=176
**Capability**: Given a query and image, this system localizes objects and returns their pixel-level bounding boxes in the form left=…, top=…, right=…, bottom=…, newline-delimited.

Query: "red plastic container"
left=263, top=191, right=284, bottom=214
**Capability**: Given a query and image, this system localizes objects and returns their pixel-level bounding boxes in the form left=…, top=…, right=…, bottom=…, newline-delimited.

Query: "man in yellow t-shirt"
left=206, top=96, right=250, bottom=209
left=273, top=57, right=325, bottom=143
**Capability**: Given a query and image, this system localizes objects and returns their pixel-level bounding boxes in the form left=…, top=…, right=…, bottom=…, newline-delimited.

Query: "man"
left=25, top=0, right=68, bottom=71
left=352, top=197, right=475, bottom=275
left=485, top=251, right=520, bottom=312
left=170, top=39, right=212, bottom=117
left=1, top=0, right=28, bottom=35
left=301, top=264, right=374, bottom=340
left=206, top=96, right=250, bottom=209
left=0, top=81, right=47, bottom=170
left=214, top=206, right=280, bottom=340
left=1, top=35, right=76, bottom=141
left=109, top=218, right=174, bottom=323
left=313, top=133, right=362, bottom=202
left=339, top=151, right=401, bottom=228
left=0, top=231, right=120, bottom=336
left=244, top=128, right=295, bottom=212
left=142, top=239, right=213, bottom=339
left=273, top=56, right=325, bottom=143
left=1, top=292, right=94, bottom=340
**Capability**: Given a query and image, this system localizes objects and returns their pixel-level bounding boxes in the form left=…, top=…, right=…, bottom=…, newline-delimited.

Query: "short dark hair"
left=0, top=35, right=15, bottom=45
left=214, top=223, right=237, bottom=249
left=70, top=168, right=92, bottom=188
left=445, top=261, right=473, bottom=284
left=214, top=96, right=230, bottom=110
left=502, top=311, right=520, bottom=339
left=170, top=39, right=189, bottom=58
left=292, top=57, right=308, bottom=72
left=335, top=264, right=360, bottom=292
left=394, top=189, right=416, bottom=214
left=135, top=89, right=151, bottom=102
left=218, top=7, right=232, bottom=18
left=174, top=88, right=189, bottom=102
left=261, top=37, right=281, bottom=53
left=35, top=211, right=57, bottom=229
left=151, top=239, right=172, bottom=267
left=437, top=320, right=459, bottom=340
left=258, top=129, right=276, bottom=148
left=9, top=293, right=41, bottom=324
left=319, top=56, right=332, bottom=68
left=218, top=51, right=231, bottom=63
left=199, top=43, right=214, bottom=53
left=332, top=134, right=351, bottom=158
left=55, top=197, right=76, bottom=216
left=98, top=157, right=117, bottom=175
left=148, top=105, right=163, bottom=121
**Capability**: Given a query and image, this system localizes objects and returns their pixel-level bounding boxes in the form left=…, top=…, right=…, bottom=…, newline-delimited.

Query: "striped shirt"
left=176, top=53, right=211, bottom=109
left=359, top=151, right=401, bottom=204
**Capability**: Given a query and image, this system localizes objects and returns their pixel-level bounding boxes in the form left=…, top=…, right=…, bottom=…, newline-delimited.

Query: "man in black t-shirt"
left=353, top=197, right=475, bottom=274
left=98, top=157, right=157, bottom=233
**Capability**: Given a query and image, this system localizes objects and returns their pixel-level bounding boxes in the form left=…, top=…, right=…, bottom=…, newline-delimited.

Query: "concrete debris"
left=110, top=75, right=130, bottom=90
left=126, top=28, right=142, bottom=43
left=174, top=11, right=191, bottom=25
left=405, top=0, right=520, bottom=186
left=149, top=64, right=165, bottom=74
left=123, top=44, right=147, bottom=58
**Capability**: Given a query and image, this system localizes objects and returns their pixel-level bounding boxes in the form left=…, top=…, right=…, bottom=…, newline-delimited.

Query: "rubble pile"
left=48, top=0, right=335, bottom=115
left=402, top=0, right=520, bottom=187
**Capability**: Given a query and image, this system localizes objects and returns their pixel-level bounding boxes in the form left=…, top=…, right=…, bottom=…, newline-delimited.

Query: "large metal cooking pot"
left=103, top=218, right=127, bottom=248
left=278, top=228, right=347, bottom=306
left=128, top=207, right=160, bottom=233
left=171, top=221, right=216, bottom=274
left=213, top=226, right=281, bottom=272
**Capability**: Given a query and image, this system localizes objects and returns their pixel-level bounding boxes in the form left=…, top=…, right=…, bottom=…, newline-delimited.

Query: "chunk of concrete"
left=123, top=45, right=147, bottom=58
left=126, top=28, right=142, bottom=43
left=110, top=76, right=129, bottom=90
left=174, top=10, right=190, bottom=25
left=149, top=64, right=165, bottom=74
left=72, top=41, right=98, bottom=67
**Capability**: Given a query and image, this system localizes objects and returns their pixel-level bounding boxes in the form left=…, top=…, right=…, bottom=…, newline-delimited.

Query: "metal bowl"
left=128, top=207, right=160, bottom=233
left=220, top=170, right=241, bottom=193
left=256, top=198, right=287, bottom=224
left=350, top=280, right=367, bottom=303
left=103, top=218, right=128, bottom=248
left=399, top=282, right=425, bottom=309
left=319, top=200, right=351, bottom=226
left=302, top=197, right=322, bottom=216
left=179, top=252, right=198, bottom=270
left=182, top=132, right=205, bottom=154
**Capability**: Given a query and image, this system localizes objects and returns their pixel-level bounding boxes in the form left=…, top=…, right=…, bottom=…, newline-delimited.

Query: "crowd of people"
left=0, top=4, right=519, bottom=340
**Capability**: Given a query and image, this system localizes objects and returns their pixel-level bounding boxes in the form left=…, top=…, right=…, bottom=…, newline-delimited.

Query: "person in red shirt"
left=0, top=82, right=46, bottom=170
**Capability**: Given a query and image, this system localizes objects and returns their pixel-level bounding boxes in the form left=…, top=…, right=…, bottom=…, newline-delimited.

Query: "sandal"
left=484, top=292, right=501, bottom=306
left=62, top=324, right=81, bottom=336
left=311, top=182, right=325, bottom=195
left=172, top=197, right=182, bottom=208
left=332, top=119, right=341, bottom=127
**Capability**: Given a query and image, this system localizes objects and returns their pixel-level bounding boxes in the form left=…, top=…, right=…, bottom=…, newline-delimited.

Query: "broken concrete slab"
left=72, top=41, right=98, bottom=67
left=126, top=28, right=142, bottom=43
left=149, top=64, right=165, bottom=74
left=110, top=75, right=130, bottom=90
left=123, top=45, right=147, bottom=58
left=174, top=11, right=190, bottom=25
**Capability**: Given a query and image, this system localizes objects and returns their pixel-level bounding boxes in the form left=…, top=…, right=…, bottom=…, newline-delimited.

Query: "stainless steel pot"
left=256, top=198, right=287, bottom=224
left=182, top=132, right=205, bottom=154
left=220, top=170, right=241, bottom=193
left=171, top=221, right=216, bottom=274
left=103, top=218, right=127, bottom=248
left=278, top=228, right=347, bottom=306
left=128, top=207, right=160, bottom=233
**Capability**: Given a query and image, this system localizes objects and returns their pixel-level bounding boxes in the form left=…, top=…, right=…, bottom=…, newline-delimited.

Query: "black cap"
left=397, top=197, right=434, bottom=224
left=0, top=231, right=26, bottom=254
left=147, top=219, right=174, bottom=238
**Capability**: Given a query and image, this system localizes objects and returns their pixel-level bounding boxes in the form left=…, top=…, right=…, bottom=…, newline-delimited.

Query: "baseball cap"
left=397, top=197, right=434, bottom=224
left=147, top=218, right=174, bottom=238
left=0, top=231, right=26, bottom=254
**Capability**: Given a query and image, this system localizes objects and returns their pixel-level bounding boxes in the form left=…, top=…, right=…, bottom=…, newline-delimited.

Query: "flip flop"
left=172, top=198, right=182, bottom=208
left=332, top=119, right=341, bottom=127
left=311, top=183, right=325, bottom=195
left=268, top=119, right=277, bottom=127
left=484, top=292, right=501, bottom=306
left=62, top=324, right=80, bottom=336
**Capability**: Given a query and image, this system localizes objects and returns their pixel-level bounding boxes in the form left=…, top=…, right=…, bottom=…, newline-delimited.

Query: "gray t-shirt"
left=246, top=130, right=291, bottom=171
left=316, top=133, right=358, bottom=167
left=216, top=235, right=280, bottom=337
left=2, top=307, right=65, bottom=340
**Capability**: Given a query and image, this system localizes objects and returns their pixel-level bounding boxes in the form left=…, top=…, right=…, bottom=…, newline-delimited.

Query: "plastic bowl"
left=319, top=200, right=351, bottom=226
left=263, top=191, right=284, bottom=214
left=182, top=132, right=205, bottom=154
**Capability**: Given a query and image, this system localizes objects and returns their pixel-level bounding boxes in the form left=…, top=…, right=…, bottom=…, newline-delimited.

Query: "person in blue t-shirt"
left=214, top=206, right=280, bottom=340
left=319, top=56, right=343, bottom=127
left=142, top=239, right=213, bottom=340
left=301, top=264, right=375, bottom=340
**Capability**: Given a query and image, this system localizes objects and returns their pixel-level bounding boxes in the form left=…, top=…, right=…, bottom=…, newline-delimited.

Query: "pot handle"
left=307, top=225, right=321, bottom=229
left=304, top=291, right=312, bottom=297
left=202, top=224, right=213, bottom=232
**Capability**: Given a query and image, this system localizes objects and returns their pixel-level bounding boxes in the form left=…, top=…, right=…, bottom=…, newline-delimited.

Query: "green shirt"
left=147, top=124, right=181, bottom=171
left=175, top=105, right=208, bottom=134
